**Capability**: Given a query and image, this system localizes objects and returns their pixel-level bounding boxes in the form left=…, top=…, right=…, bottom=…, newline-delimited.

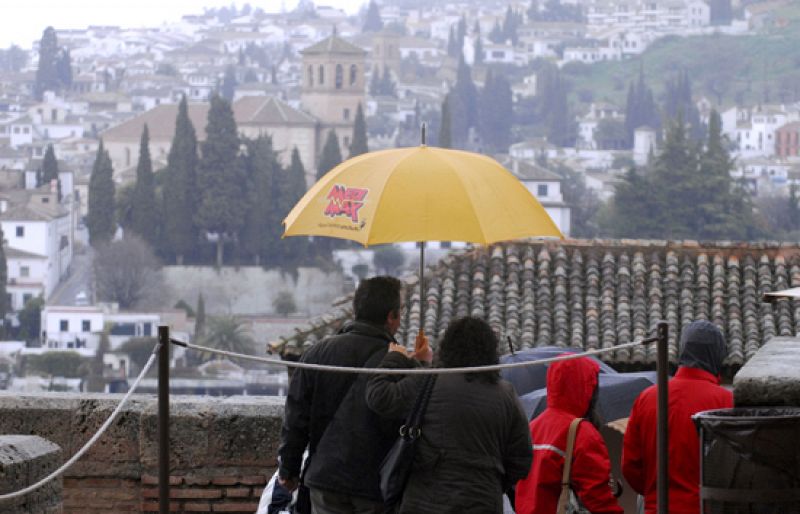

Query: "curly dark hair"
left=353, top=276, right=403, bottom=325
left=436, top=316, right=500, bottom=384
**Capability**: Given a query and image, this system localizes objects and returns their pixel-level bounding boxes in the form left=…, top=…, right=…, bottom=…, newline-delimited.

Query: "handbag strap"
left=556, top=418, right=582, bottom=514
left=403, top=374, right=437, bottom=436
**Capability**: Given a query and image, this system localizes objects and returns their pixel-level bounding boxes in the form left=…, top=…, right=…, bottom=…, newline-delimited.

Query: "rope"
left=171, top=337, right=658, bottom=375
left=0, top=345, right=160, bottom=503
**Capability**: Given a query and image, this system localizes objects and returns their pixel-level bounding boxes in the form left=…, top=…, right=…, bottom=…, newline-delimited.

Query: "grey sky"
left=1, top=0, right=365, bottom=49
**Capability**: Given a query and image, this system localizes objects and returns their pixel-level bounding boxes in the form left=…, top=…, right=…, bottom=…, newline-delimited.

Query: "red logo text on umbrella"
left=324, top=184, right=369, bottom=223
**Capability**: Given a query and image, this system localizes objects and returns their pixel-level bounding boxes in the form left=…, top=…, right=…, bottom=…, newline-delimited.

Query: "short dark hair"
left=436, top=316, right=499, bottom=384
left=353, top=276, right=403, bottom=325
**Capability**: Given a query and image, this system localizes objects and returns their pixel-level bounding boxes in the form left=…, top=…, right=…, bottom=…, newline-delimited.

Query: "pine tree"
left=87, top=141, right=116, bottom=247
left=163, top=96, right=199, bottom=264
left=34, top=27, right=60, bottom=99
left=317, top=129, right=343, bottom=180
left=363, top=0, right=384, bottom=32
left=221, top=65, right=237, bottom=102
left=240, top=135, right=278, bottom=265
left=438, top=94, right=452, bottom=148
left=195, top=95, right=247, bottom=267
left=349, top=103, right=369, bottom=158
left=41, top=144, right=60, bottom=199
left=131, top=125, right=159, bottom=247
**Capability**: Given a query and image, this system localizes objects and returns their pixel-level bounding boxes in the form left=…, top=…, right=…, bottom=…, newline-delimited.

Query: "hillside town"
left=0, top=0, right=798, bottom=394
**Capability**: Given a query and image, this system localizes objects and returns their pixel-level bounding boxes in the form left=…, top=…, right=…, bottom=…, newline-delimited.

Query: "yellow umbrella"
left=283, top=130, right=563, bottom=339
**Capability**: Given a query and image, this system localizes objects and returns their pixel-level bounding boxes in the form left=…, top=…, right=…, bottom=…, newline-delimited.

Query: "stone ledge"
left=0, top=393, right=285, bottom=476
left=0, top=435, right=63, bottom=513
left=733, top=337, right=800, bottom=407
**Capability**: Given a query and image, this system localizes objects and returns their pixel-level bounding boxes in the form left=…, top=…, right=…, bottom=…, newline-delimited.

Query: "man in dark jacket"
left=622, top=320, right=733, bottom=514
left=278, top=276, right=423, bottom=513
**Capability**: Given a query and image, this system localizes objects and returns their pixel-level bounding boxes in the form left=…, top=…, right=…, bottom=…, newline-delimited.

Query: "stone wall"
left=733, top=336, right=800, bottom=406
left=162, top=266, right=348, bottom=317
left=0, top=435, right=62, bottom=513
left=0, top=393, right=285, bottom=513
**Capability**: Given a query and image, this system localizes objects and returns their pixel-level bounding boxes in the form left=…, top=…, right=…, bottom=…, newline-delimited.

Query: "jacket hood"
left=679, top=320, right=727, bottom=376
left=339, top=320, right=395, bottom=343
left=546, top=355, right=599, bottom=417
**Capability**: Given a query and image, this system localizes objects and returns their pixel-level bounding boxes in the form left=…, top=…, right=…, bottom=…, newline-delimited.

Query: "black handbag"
left=379, top=374, right=437, bottom=506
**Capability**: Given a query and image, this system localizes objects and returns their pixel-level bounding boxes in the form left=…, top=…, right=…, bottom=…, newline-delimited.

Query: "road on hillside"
left=49, top=246, right=94, bottom=306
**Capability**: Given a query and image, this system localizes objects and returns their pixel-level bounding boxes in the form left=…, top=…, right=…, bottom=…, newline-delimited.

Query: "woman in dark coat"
left=366, top=316, right=532, bottom=514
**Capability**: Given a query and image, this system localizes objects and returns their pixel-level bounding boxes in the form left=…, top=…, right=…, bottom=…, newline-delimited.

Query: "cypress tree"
left=317, top=129, right=342, bottom=180
left=240, top=135, right=277, bottom=265
left=131, top=125, right=159, bottom=247
left=56, top=48, right=72, bottom=89
left=195, top=95, right=247, bottom=267
left=478, top=69, right=513, bottom=152
left=194, top=293, right=206, bottom=341
left=457, top=15, right=467, bottom=50
left=439, top=94, right=452, bottom=148
left=221, top=65, right=237, bottom=102
left=275, top=148, right=309, bottom=266
left=34, top=27, right=60, bottom=99
left=450, top=56, right=478, bottom=147
left=87, top=141, right=116, bottom=247
left=0, top=229, right=6, bottom=334
left=349, top=103, right=369, bottom=158
left=474, top=36, right=484, bottom=66
left=41, top=144, right=60, bottom=199
left=447, top=26, right=460, bottom=58
left=363, top=0, right=384, bottom=32
left=163, top=96, right=198, bottom=264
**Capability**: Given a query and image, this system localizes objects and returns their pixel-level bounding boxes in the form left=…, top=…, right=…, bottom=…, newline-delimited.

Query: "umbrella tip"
left=507, top=335, right=515, bottom=356
left=420, top=122, right=427, bottom=147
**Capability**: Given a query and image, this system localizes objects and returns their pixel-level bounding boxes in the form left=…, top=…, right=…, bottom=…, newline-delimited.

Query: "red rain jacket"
left=516, top=357, right=623, bottom=514
left=622, top=367, right=733, bottom=514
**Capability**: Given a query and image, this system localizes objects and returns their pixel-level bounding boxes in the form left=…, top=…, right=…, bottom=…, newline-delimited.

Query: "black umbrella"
left=518, top=371, right=657, bottom=422
left=500, top=346, right=617, bottom=397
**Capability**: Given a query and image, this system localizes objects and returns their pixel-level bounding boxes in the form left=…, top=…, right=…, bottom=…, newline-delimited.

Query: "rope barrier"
left=0, top=344, right=161, bottom=503
left=171, top=336, right=658, bottom=375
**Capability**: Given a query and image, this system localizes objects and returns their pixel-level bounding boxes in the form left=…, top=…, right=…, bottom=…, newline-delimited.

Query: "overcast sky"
left=1, top=0, right=366, bottom=48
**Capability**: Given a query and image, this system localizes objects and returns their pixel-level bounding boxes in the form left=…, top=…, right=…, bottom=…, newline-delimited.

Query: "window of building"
left=23, top=293, right=32, bottom=304
left=82, top=320, right=91, bottom=332
left=110, top=323, right=136, bottom=336
left=23, top=127, right=30, bottom=134
left=537, top=184, right=548, bottom=197
left=318, top=65, right=325, bottom=85
left=15, top=226, right=23, bottom=237
left=20, top=266, right=29, bottom=277
left=60, top=320, right=69, bottom=332
left=51, top=109, right=57, bottom=122
left=350, top=64, right=357, bottom=85
left=335, top=64, right=343, bottom=89
left=5, top=294, right=11, bottom=308
left=307, top=65, right=313, bottom=86
left=343, top=108, right=350, bottom=121
left=42, top=197, right=49, bottom=203
left=143, top=323, right=152, bottom=336
left=13, top=127, right=19, bottom=134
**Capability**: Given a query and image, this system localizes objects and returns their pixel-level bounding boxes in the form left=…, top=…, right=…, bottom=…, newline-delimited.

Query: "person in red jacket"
left=622, top=320, right=733, bottom=514
left=516, top=356, right=623, bottom=514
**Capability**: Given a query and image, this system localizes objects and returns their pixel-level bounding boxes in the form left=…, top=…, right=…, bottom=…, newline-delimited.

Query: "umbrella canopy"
left=283, top=146, right=563, bottom=246
left=518, top=371, right=657, bottom=423
left=500, top=347, right=617, bottom=397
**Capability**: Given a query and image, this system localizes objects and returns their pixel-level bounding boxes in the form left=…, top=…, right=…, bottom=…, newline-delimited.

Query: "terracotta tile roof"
left=273, top=239, right=800, bottom=374
left=101, top=103, right=210, bottom=142
left=300, top=35, right=367, bottom=56
left=233, top=96, right=317, bottom=126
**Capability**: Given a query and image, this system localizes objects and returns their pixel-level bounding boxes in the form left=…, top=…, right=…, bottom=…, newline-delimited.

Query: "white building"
left=509, top=160, right=572, bottom=236
left=0, top=187, right=72, bottom=308
left=41, top=304, right=161, bottom=351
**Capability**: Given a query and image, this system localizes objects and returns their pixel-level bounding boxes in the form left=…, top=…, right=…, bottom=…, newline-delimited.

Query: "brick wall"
left=0, top=393, right=285, bottom=514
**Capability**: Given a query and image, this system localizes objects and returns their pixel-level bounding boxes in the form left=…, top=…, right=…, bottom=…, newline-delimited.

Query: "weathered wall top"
left=733, top=337, right=800, bottom=407
left=0, top=434, right=62, bottom=513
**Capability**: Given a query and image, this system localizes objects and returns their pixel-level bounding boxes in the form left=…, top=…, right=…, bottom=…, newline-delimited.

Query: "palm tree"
left=200, top=316, right=254, bottom=361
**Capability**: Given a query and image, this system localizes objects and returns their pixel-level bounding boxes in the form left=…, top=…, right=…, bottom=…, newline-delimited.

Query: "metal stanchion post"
left=656, top=321, right=669, bottom=514
left=158, top=326, right=170, bottom=514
